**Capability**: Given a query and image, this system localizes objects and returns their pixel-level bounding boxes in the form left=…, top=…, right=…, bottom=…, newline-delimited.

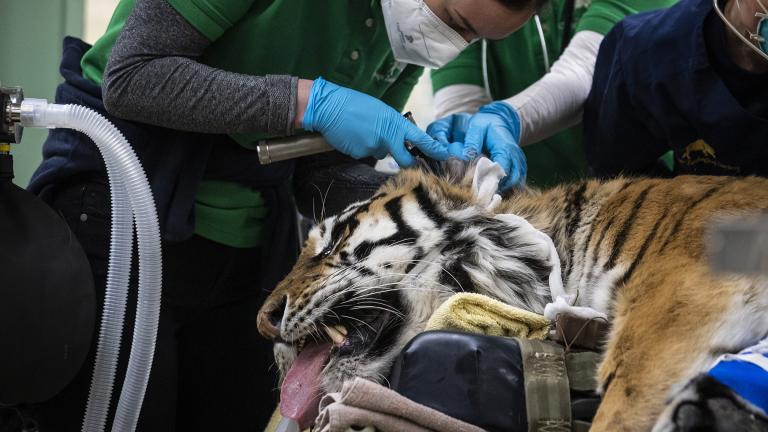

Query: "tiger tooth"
left=324, top=325, right=347, bottom=346
left=334, top=325, right=348, bottom=336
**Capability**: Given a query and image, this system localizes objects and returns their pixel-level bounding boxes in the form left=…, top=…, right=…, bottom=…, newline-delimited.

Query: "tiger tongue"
left=280, top=341, right=333, bottom=430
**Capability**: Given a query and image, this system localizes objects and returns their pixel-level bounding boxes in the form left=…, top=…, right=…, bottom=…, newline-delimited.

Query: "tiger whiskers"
left=331, top=260, right=460, bottom=294
left=385, top=258, right=467, bottom=291
left=343, top=272, right=459, bottom=295
left=340, top=314, right=379, bottom=333
left=310, top=180, right=335, bottom=224
left=331, top=279, right=456, bottom=306
left=348, top=303, right=406, bottom=320
left=319, top=270, right=432, bottom=303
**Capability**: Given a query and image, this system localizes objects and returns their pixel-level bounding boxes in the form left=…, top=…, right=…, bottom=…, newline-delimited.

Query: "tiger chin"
left=257, top=160, right=768, bottom=431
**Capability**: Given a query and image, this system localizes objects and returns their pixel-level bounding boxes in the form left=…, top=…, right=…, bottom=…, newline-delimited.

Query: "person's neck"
left=723, top=0, right=768, bottom=73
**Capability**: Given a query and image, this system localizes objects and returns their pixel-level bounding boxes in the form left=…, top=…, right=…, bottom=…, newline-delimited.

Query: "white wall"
left=403, top=71, right=437, bottom=130
left=84, top=0, right=120, bottom=44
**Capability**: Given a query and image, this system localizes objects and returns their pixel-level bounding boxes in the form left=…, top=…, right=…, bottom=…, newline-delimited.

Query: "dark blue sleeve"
left=583, top=22, right=669, bottom=177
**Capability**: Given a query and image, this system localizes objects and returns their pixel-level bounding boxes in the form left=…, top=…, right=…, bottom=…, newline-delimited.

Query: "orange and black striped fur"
left=257, top=163, right=768, bottom=431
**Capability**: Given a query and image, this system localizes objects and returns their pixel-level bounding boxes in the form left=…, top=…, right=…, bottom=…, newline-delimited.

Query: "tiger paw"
left=652, top=373, right=768, bottom=432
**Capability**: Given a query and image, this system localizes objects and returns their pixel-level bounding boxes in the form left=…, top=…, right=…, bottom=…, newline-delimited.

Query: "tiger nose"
left=257, top=295, right=287, bottom=340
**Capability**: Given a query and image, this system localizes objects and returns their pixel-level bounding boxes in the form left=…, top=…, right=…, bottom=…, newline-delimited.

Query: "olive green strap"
left=572, top=420, right=592, bottom=432
left=565, top=351, right=601, bottom=392
left=515, top=338, right=572, bottom=432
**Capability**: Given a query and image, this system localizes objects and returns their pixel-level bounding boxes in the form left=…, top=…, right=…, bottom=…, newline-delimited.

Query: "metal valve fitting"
left=0, top=83, right=24, bottom=145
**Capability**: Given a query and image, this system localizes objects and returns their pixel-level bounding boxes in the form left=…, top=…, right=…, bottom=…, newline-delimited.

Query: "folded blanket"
left=425, top=292, right=550, bottom=339
left=265, top=408, right=372, bottom=432
left=316, top=395, right=430, bottom=432
left=315, top=378, right=486, bottom=432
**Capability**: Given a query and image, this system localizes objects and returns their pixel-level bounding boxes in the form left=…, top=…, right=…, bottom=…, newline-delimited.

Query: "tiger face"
left=256, top=167, right=554, bottom=393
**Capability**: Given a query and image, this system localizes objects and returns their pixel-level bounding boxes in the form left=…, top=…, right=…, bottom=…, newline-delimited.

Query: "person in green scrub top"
left=26, top=0, right=547, bottom=430
left=427, top=0, right=678, bottom=190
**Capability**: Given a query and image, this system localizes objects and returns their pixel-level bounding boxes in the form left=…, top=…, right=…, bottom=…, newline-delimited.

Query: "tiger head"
left=256, top=162, right=554, bottom=397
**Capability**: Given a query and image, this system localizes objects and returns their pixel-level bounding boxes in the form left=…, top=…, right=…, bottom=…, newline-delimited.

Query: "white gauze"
left=471, top=157, right=605, bottom=321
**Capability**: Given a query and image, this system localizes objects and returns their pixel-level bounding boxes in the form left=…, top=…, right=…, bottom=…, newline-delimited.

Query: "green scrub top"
left=81, top=0, right=422, bottom=248
left=431, top=0, right=676, bottom=188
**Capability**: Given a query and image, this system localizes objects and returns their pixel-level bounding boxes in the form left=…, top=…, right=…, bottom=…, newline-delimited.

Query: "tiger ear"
left=415, top=157, right=473, bottom=185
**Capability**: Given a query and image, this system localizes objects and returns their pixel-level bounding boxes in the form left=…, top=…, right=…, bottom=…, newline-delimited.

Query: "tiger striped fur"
left=257, top=163, right=768, bottom=431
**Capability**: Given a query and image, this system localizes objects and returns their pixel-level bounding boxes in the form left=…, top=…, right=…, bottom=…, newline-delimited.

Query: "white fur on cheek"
left=365, top=245, right=416, bottom=272
left=400, top=197, right=446, bottom=251
left=401, top=199, right=436, bottom=232
left=346, top=216, right=398, bottom=247
left=402, top=263, right=454, bottom=324
left=308, top=226, right=323, bottom=253
left=310, top=219, right=335, bottom=255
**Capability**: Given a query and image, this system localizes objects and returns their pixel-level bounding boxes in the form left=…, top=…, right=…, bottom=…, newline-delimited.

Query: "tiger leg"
left=590, top=263, right=737, bottom=431
left=650, top=279, right=768, bottom=431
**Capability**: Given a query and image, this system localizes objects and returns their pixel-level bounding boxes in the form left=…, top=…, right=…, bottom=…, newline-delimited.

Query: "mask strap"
left=750, top=18, right=766, bottom=46
left=712, top=0, right=768, bottom=62
left=750, top=0, right=768, bottom=44
left=481, top=39, right=492, bottom=99
left=534, top=15, right=551, bottom=72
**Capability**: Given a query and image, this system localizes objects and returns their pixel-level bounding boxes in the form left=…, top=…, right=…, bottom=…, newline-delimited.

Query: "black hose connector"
left=0, top=152, right=14, bottom=181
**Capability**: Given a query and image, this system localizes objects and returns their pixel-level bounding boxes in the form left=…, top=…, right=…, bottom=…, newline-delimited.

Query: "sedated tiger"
left=257, top=161, right=768, bottom=431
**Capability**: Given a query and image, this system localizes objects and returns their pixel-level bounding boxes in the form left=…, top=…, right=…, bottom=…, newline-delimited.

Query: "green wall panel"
left=0, top=0, right=84, bottom=187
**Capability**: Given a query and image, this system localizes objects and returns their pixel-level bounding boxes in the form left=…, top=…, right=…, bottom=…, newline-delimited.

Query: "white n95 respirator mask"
left=381, top=0, right=470, bottom=69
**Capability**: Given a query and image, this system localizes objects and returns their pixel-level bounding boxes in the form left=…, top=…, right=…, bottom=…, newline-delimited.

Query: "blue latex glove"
left=302, top=77, right=448, bottom=167
left=426, top=113, right=472, bottom=158
left=461, top=102, right=527, bottom=191
left=427, top=112, right=472, bottom=143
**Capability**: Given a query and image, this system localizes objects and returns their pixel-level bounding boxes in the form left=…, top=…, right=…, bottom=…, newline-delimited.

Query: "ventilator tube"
left=20, top=99, right=162, bottom=432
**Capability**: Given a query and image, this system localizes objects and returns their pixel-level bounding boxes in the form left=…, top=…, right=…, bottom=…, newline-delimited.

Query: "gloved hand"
left=439, top=102, right=527, bottom=191
left=302, top=77, right=447, bottom=167
left=426, top=113, right=472, bottom=158
left=427, top=112, right=472, bottom=144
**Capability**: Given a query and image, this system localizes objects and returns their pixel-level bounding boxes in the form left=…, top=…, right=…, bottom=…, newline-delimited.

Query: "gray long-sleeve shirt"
left=102, top=0, right=297, bottom=136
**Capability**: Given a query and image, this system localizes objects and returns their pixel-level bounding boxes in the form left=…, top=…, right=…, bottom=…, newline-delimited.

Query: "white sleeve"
left=432, top=84, right=492, bottom=118
left=505, top=30, right=604, bottom=146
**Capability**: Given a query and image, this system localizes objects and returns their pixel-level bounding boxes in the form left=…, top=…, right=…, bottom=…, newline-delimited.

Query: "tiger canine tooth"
left=324, top=325, right=347, bottom=345
left=334, top=325, right=348, bottom=336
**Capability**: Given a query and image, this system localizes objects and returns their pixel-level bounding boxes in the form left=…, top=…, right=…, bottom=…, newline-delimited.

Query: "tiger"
left=257, top=160, right=768, bottom=431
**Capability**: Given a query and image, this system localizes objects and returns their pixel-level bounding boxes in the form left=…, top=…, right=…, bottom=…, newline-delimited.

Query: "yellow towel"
left=425, top=293, right=551, bottom=339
